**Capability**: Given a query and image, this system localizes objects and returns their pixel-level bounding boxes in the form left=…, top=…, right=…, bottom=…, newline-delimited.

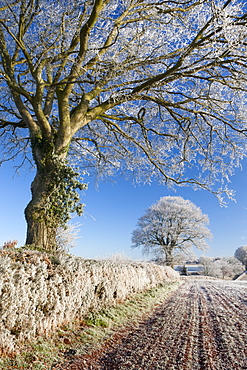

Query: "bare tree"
left=234, top=246, right=247, bottom=270
left=199, top=256, right=215, bottom=276
left=199, top=256, right=244, bottom=278
left=132, top=196, right=212, bottom=267
left=56, top=222, right=81, bottom=253
left=1, top=1, right=247, bottom=251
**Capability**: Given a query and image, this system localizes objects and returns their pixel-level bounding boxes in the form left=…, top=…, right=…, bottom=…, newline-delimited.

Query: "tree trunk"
left=164, top=247, right=174, bottom=268
left=24, top=135, right=83, bottom=252
left=24, top=134, right=66, bottom=252
left=24, top=170, right=57, bottom=252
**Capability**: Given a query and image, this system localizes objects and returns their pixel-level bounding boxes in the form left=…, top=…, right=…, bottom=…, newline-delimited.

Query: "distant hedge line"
left=0, top=249, right=179, bottom=353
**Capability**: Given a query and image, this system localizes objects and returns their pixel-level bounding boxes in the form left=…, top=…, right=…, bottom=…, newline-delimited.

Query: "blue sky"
left=1, top=157, right=247, bottom=261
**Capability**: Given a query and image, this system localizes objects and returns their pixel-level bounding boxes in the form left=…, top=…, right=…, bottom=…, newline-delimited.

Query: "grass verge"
left=0, top=282, right=181, bottom=370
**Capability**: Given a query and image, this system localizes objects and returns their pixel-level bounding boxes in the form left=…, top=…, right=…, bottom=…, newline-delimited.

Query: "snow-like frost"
left=0, top=249, right=179, bottom=353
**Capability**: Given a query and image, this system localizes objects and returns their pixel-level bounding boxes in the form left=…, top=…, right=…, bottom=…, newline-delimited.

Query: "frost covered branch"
left=1, top=0, right=247, bottom=249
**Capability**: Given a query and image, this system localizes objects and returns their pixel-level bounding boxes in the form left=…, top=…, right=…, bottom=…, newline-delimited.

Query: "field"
left=57, top=278, right=247, bottom=370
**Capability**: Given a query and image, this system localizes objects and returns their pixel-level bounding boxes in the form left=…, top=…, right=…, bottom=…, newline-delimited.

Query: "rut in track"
left=54, top=279, right=247, bottom=370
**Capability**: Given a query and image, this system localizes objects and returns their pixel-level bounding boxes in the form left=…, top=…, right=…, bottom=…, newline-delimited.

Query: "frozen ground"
left=55, top=279, right=247, bottom=370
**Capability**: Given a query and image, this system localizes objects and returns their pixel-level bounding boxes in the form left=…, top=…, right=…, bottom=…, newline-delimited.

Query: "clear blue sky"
left=1, top=158, right=247, bottom=260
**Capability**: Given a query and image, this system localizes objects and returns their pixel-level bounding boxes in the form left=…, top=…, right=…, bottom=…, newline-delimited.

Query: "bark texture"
left=24, top=172, right=57, bottom=251
left=24, top=137, right=68, bottom=251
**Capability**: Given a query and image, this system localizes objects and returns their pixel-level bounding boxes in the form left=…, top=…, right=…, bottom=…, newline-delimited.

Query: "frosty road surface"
left=57, top=279, right=247, bottom=370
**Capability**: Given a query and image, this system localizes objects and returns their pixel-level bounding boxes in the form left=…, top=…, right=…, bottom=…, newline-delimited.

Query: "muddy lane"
left=54, top=279, right=247, bottom=370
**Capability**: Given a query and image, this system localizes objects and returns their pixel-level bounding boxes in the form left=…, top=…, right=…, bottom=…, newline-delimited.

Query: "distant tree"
left=132, top=196, right=212, bottom=267
left=56, top=222, right=81, bottom=253
left=217, top=258, right=231, bottom=279
left=199, top=256, right=244, bottom=278
left=199, top=256, right=215, bottom=276
left=234, top=246, right=247, bottom=270
left=226, top=256, right=246, bottom=277
left=1, top=1, right=247, bottom=252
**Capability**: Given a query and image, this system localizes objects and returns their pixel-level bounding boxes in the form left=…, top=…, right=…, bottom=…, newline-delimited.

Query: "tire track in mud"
left=199, top=282, right=247, bottom=369
left=54, top=279, right=247, bottom=370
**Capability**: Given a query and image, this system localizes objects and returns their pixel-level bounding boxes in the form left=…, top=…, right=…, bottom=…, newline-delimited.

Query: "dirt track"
left=55, top=279, right=247, bottom=370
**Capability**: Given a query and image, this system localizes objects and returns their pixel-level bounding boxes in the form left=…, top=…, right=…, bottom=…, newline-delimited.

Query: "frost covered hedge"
left=0, top=249, right=179, bottom=353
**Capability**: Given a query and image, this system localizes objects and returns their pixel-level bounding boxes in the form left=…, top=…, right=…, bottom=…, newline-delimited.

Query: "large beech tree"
left=1, top=0, right=247, bottom=251
left=132, top=196, right=212, bottom=266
